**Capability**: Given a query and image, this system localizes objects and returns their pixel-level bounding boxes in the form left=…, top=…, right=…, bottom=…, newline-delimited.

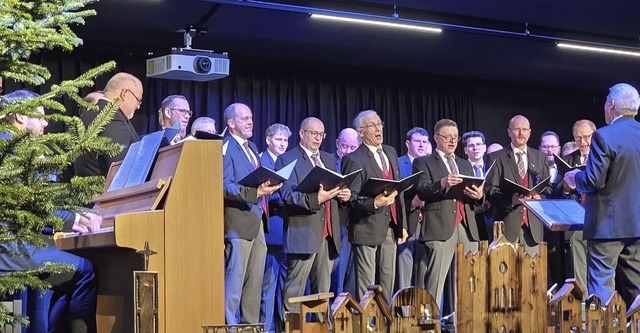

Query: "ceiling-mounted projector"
left=146, top=48, right=230, bottom=82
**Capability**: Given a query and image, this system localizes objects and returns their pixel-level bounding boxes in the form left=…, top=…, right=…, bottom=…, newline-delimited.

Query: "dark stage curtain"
left=13, top=53, right=476, bottom=155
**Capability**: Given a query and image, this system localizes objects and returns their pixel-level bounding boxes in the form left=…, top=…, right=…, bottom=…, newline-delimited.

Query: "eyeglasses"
left=362, top=121, right=384, bottom=130
left=509, top=128, right=531, bottom=133
left=465, top=143, right=485, bottom=149
left=339, top=143, right=359, bottom=151
left=302, top=129, right=326, bottom=139
left=170, top=108, right=193, bottom=117
left=574, top=134, right=593, bottom=142
left=125, top=89, right=142, bottom=107
left=540, top=145, right=560, bottom=150
left=436, top=134, right=460, bottom=142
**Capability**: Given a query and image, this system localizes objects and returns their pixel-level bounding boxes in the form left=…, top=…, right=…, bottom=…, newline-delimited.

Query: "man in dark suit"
left=330, top=127, right=360, bottom=297
left=557, top=119, right=595, bottom=292
left=276, top=117, right=350, bottom=314
left=341, top=110, right=407, bottom=304
left=259, top=123, right=290, bottom=333
left=0, top=89, right=100, bottom=333
left=396, top=127, right=430, bottom=291
left=157, top=94, right=193, bottom=143
left=485, top=115, right=551, bottom=255
left=565, top=83, right=640, bottom=306
left=222, top=103, right=282, bottom=325
left=462, top=130, right=491, bottom=241
left=413, top=119, right=484, bottom=308
left=74, top=72, right=142, bottom=178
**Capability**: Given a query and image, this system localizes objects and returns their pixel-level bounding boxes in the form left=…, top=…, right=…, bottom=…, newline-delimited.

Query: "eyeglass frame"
left=509, top=127, right=531, bottom=133
left=574, top=134, right=593, bottom=142
left=436, top=133, right=461, bottom=142
left=361, top=121, right=384, bottom=130
left=301, top=129, right=327, bottom=139
left=125, top=89, right=142, bottom=107
left=170, top=108, right=193, bottom=117
left=539, top=145, right=560, bottom=150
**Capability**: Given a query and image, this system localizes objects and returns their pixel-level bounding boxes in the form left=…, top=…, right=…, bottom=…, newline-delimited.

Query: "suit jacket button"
left=453, top=199, right=457, bottom=202
left=385, top=213, right=389, bottom=216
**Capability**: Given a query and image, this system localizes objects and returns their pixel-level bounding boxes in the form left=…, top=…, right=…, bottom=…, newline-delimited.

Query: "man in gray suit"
left=412, top=119, right=484, bottom=308
left=222, top=103, right=282, bottom=325
left=565, top=83, right=640, bottom=306
left=341, top=110, right=407, bottom=304
left=276, top=117, right=350, bottom=314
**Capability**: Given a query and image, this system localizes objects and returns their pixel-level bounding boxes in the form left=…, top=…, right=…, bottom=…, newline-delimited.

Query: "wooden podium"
left=55, top=140, right=224, bottom=333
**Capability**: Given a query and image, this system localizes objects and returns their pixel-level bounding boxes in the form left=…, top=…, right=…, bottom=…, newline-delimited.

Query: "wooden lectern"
left=55, top=141, right=224, bottom=333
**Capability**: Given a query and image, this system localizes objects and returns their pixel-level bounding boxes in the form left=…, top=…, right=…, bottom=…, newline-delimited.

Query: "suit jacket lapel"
left=506, top=149, right=522, bottom=184
left=383, top=146, right=400, bottom=180
left=433, top=153, right=450, bottom=178
left=233, top=139, right=254, bottom=174
left=364, top=147, right=383, bottom=178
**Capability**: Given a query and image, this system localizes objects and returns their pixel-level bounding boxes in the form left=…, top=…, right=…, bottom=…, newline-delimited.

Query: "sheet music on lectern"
left=521, top=199, right=585, bottom=231
left=107, top=130, right=169, bottom=192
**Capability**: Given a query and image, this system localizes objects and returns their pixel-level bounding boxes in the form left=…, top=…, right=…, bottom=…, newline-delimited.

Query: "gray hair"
left=608, top=83, right=640, bottom=116
left=572, top=119, right=596, bottom=134
left=190, top=117, right=217, bottom=135
left=265, top=123, right=291, bottom=138
left=353, top=110, right=378, bottom=129
left=158, top=95, right=188, bottom=124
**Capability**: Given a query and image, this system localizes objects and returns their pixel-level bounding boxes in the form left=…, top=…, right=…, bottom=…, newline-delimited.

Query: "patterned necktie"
left=580, top=154, right=587, bottom=165
left=243, top=141, right=258, bottom=169
left=445, top=155, right=459, bottom=175
left=312, top=153, right=332, bottom=238
left=376, top=148, right=389, bottom=173
left=473, top=164, right=483, bottom=178
left=516, top=151, right=526, bottom=179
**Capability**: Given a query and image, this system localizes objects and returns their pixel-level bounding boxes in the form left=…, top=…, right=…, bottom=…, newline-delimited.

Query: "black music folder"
left=502, top=176, right=551, bottom=196
left=359, top=171, right=423, bottom=198
left=194, top=130, right=223, bottom=140
left=296, top=167, right=361, bottom=194
left=553, top=154, right=586, bottom=175
left=444, top=161, right=495, bottom=199
left=521, top=199, right=584, bottom=231
left=238, top=160, right=296, bottom=188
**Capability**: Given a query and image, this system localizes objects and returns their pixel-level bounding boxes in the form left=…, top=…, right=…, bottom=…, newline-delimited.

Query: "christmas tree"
left=0, top=0, right=121, bottom=326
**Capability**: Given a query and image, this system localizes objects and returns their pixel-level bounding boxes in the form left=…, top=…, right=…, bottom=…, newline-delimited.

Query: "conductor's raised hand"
left=440, top=174, right=463, bottom=189
left=257, top=180, right=282, bottom=197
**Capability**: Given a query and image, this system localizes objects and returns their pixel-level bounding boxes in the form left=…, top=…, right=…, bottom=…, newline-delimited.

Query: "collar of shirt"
left=435, top=148, right=453, bottom=160
left=299, top=144, right=323, bottom=166
left=469, top=160, right=484, bottom=169
left=610, top=114, right=625, bottom=124
left=510, top=143, right=528, bottom=155
left=266, top=149, right=278, bottom=163
left=364, top=143, right=382, bottom=155
left=230, top=133, right=248, bottom=148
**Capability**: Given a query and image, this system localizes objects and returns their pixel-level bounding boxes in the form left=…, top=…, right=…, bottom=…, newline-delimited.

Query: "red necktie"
left=377, top=148, right=398, bottom=224
left=311, top=153, right=332, bottom=238
left=446, top=155, right=466, bottom=226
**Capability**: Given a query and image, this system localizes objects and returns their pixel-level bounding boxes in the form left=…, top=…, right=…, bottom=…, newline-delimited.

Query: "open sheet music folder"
left=359, top=171, right=422, bottom=198
left=521, top=199, right=584, bottom=231
left=238, top=160, right=296, bottom=188
left=107, top=130, right=171, bottom=192
left=553, top=154, right=586, bottom=175
left=444, top=161, right=495, bottom=199
left=296, top=167, right=361, bottom=194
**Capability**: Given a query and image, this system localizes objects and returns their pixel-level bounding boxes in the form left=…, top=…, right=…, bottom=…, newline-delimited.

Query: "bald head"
left=101, top=72, right=143, bottom=119
left=299, top=117, right=325, bottom=152
left=336, top=128, right=360, bottom=158
left=507, top=115, right=531, bottom=149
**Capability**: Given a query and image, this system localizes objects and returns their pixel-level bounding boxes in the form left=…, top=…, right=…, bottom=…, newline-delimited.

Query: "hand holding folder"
left=358, top=171, right=422, bottom=198
left=553, top=154, right=586, bottom=175
left=238, top=160, right=297, bottom=188
left=295, top=167, right=361, bottom=194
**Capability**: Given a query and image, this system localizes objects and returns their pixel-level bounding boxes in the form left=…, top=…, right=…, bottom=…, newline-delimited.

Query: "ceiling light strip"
left=557, top=42, right=640, bottom=57
left=310, top=14, right=442, bottom=33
